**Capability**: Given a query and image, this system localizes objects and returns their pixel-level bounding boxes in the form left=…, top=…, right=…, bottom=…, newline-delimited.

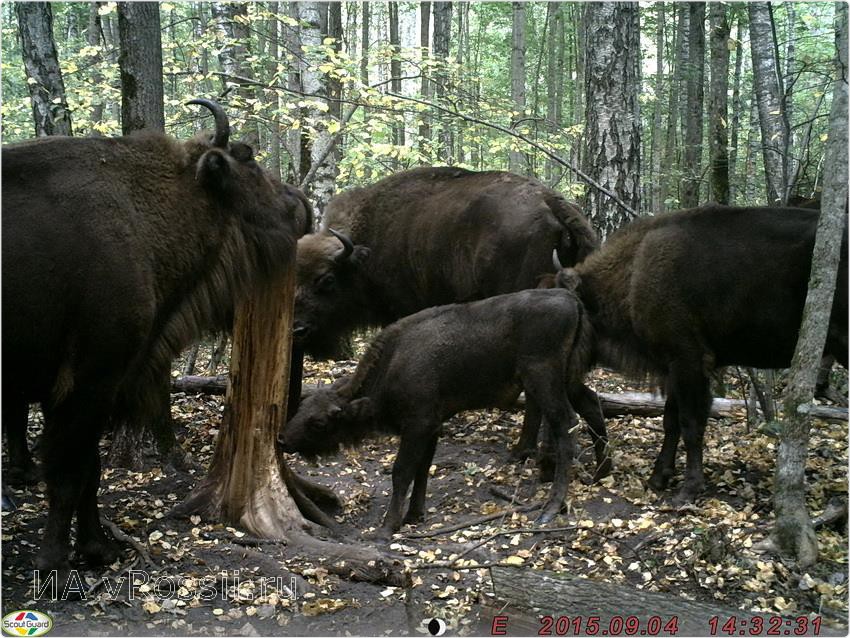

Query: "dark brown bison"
left=293, top=167, right=599, bottom=359
left=550, top=205, right=848, bottom=502
left=290, top=167, right=608, bottom=470
left=2, top=100, right=311, bottom=589
left=280, top=288, right=594, bottom=536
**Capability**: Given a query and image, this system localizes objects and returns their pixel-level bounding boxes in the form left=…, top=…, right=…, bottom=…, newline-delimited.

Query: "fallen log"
left=489, top=566, right=844, bottom=636
left=171, top=377, right=847, bottom=423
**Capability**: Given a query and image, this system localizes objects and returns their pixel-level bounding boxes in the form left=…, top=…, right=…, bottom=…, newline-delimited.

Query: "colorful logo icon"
left=2, top=611, right=53, bottom=637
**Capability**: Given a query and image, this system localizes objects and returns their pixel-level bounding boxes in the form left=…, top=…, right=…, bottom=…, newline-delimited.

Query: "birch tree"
left=582, top=1, right=641, bottom=237
left=509, top=1, right=527, bottom=173
left=16, top=2, right=73, bottom=136
left=749, top=2, right=789, bottom=205
left=772, top=2, right=848, bottom=567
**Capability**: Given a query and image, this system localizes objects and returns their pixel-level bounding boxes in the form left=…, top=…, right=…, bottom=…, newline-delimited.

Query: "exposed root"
left=100, top=515, right=153, bottom=567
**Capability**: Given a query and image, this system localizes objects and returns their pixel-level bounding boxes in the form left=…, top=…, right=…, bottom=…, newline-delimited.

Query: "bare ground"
left=2, top=352, right=847, bottom=636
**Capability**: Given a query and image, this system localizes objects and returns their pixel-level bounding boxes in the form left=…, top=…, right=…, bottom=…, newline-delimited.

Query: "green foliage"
left=0, top=2, right=838, bottom=208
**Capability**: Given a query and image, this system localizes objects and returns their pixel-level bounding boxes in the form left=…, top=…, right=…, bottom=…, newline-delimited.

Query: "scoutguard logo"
left=2, top=611, right=53, bottom=637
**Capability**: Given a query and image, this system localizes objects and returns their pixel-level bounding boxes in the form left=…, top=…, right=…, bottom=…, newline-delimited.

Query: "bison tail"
left=566, top=295, right=595, bottom=381
left=545, top=195, right=599, bottom=266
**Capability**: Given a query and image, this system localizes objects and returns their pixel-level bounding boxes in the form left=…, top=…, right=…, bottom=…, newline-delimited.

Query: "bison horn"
left=552, top=248, right=564, bottom=271
left=186, top=99, right=230, bottom=149
left=328, top=228, right=355, bottom=262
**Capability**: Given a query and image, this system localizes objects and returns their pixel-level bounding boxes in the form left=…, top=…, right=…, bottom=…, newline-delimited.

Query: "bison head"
left=278, top=385, right=373, bottom=458
left=293, top=229, right=371, bottom=359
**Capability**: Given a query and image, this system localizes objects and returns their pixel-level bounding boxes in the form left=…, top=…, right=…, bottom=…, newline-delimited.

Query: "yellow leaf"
left=503, top=555, right=524, bottom=566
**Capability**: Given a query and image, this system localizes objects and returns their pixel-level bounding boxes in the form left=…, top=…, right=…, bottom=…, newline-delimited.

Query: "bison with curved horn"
left=291, top=166, right=611, bottom=480
left=549, top=204, right=848, bottom=502
left=2, top=99, right=311, bottom=591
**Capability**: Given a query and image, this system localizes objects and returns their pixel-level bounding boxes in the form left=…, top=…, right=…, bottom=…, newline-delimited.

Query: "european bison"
left=280, top=288, right=595, bottom=536
left=290, top=166, right=609, bottom=471
left=552, top=204, right=848, bottom=502
left=2, top=100, right=311, bottom=588
left=294, top=167, right=598, bottom=358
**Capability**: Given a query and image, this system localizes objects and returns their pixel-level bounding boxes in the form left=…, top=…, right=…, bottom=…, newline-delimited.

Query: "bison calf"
left=279, top=288, right=604, bottom=536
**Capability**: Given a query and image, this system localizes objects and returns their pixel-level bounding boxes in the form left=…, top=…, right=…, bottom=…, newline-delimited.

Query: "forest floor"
left=2, top=344, right=848, bottom=637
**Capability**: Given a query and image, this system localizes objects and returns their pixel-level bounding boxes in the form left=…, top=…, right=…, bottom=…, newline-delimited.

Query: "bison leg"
left=569, top=384, right=612, bottom=482
left=37, top=397, right=109, bottom=596
left=510, top=398, right=542, bottom=461
left=648, top=388, right=680, bottom=492
left=3, top=397, right=39, bottom=484
left=75, top=444, right=122, bottom=566
left=522, top=364, right=577, bottom=524
left=404, top=433, right=439, bottom=525
left=380, top=428, right=432, bottom=536
left=663, top=363, right=712, bottom=502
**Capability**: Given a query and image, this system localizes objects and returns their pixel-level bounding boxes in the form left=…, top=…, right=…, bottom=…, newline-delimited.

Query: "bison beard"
left=2, top=100, right=308, bottom=591
left=281, top=288, right=603, bottom=536
left=554, top=204, right=848, bottom=502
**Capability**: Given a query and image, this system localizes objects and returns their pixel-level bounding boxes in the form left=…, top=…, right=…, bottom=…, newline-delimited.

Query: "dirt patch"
left=2, top=360, right=847, bottom=636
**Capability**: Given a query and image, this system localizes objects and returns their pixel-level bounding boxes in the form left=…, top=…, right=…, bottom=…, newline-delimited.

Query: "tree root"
left=404, top=501, right=543, bottom=539
left=100, top=515, right=154, bottom=567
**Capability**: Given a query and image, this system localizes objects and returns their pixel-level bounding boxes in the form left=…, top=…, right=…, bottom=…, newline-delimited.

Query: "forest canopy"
left=1, top=2, right=840, bottom=223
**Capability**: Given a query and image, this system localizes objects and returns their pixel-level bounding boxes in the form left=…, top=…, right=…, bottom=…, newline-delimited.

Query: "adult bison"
left=290, top=167, right=609, bottom=474
left=551, top=204, right=848, bottom=502
left=2, top=100, right=311, bottom=590
left=281, top=288, right=593, bottom=536
left=294, top=167, right=599, bottom=358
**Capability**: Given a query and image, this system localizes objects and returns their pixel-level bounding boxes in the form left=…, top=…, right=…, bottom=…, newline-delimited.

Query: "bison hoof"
left=534, top=510, right=556, bottom=526
left=672, top=483, right=704, bottom=506
left=509, top=444, right=535, bottom=462
left=403, top=510, right=424, bottom=525
left=591, top=459, right=614, bottom=483
left=647, top=470, right=671, bottom=492
left=76, top=537, right=123, bottom=567
left=8, top=462, right=40, bottom=486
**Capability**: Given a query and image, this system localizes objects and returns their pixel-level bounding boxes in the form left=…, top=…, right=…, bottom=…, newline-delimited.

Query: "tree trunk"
left=267, top=2, right=282, bottom=181
left=729, top=13, right=744, bottom=204
left=660, top=5, right=687, bottom=211
left=545, top=3, right=564, bottom=184
left=211, top=2, right=259, bottom=148
left=708, top=3, right=730, bottom=204
left=432, top=1, right=452, bottom=163
left=418, top=1, right=431, bottom=150
left=299, top=2, right=338, bottom=218
left=772, top=4, right=848, bottom=567
left=509, top=1, right=527, bottom=174
left=117, top=2, right=164, bottom=135
left=748, top=2, right=789, bottom=205
left=86, top=3, right=105, bottom=131
left=581, top=1, right=641, bottom=237
left=177, top=257, right=304, bottom=536
left=649, top=3, right=665, bottom=213
left=680, top=2, right=705, bottom=209
left=16, top=2, right=73, bottom=137
left=389, top=1, right=405, bottom=161
left=784, top=3, right=798, bottom=196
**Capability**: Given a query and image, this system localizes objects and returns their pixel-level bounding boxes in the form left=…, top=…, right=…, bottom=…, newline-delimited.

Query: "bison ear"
left=555, top=268, right=582, bottom=292
left=196, top=148, right=231, bottom=192
left=345, top=397, right=373, bottom=420
left=351, top=246, right=371, bottom=267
